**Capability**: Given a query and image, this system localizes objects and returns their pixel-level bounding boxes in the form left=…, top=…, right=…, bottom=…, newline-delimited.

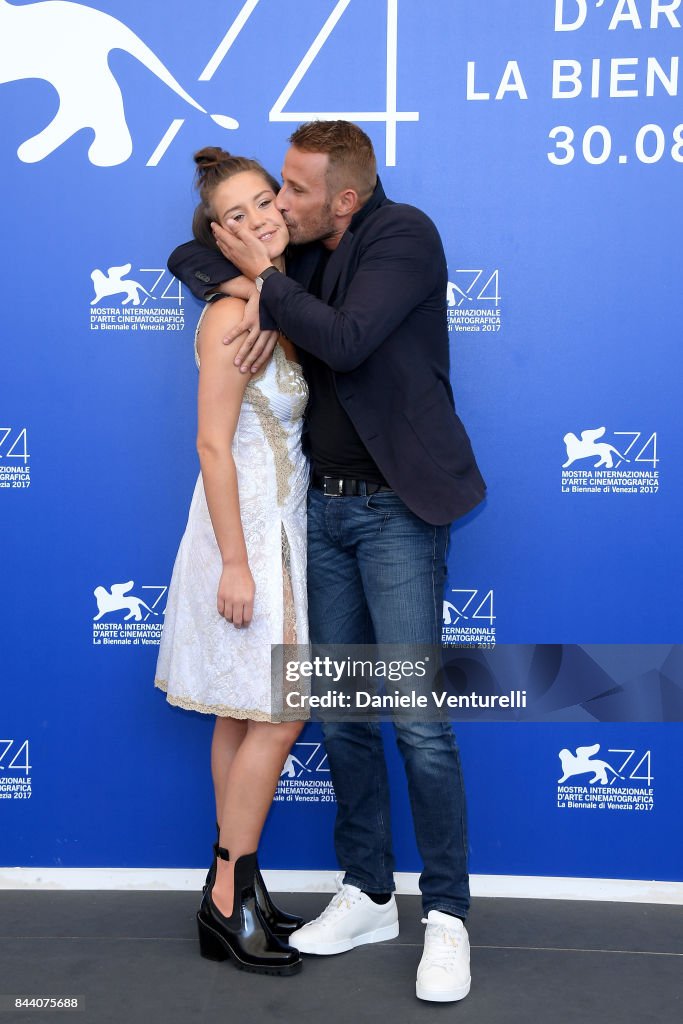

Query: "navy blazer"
left=168, top=180, right=485, bottom=525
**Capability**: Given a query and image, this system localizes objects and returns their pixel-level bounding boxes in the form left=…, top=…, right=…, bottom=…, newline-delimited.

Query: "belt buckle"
left=323, top=476, right=345, bottom=497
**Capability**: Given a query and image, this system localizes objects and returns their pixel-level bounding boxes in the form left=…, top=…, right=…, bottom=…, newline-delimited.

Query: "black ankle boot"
left=197, top=846, right=302, bottom=975
left=205, top=825, right=304, bottom=937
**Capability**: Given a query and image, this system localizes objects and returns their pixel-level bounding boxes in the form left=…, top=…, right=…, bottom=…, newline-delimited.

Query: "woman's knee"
left=249, top=718, right=304, bottom=750
left=213, top=715, right=248, bottom=741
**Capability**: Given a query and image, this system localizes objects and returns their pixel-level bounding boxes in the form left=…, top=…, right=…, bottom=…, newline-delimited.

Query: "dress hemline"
left=154, top=678, right=286, bottom=723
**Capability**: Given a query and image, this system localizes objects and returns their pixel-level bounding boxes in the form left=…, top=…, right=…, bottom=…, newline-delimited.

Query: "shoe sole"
left=416, top=977, right=471, bottom=1002
left=197, top=913, right=303, bottom=976
left=291, top=920, right=399, bottom=956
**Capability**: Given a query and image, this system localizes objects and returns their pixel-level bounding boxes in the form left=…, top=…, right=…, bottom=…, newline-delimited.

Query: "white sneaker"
left=415, top=910, right=471, bottom=1002
left=289, top=877, right=399, bottom=955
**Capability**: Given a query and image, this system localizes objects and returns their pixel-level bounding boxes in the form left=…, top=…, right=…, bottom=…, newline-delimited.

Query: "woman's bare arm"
left=196, top=298, right=254, bottom=626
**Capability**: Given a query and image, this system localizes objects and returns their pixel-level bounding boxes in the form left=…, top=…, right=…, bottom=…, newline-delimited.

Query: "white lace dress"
left=155, top=316, right=309, bottom=722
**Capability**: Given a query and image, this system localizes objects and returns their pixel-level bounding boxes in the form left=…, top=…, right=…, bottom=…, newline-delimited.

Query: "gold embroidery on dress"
left=245, top=345, right=307, bottom=506
left=281, top=523, right=297, bottom=645
left=247, top=383, right=293, bottom=507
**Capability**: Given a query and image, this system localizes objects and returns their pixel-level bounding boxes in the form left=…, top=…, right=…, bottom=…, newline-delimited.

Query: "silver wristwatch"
left=255, top=266, right=280, bottom=292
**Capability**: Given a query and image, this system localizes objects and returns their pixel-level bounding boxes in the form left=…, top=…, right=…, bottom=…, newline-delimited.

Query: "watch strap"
left=255, top=265, right=280, bottom=291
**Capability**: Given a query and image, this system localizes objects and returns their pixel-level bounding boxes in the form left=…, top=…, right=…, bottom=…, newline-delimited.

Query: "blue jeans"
left=307, top=487, right=470, bottom=918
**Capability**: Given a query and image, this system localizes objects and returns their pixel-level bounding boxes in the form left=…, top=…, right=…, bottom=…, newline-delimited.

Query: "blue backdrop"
left=1, top=0, right=681, bottom=881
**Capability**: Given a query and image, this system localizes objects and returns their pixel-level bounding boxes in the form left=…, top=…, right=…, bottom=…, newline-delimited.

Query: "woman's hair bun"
left=194, top=147, right=232, bottom=177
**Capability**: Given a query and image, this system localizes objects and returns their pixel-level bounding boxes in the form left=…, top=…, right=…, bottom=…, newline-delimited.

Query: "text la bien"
left=467, top=0, right=681, bottom=101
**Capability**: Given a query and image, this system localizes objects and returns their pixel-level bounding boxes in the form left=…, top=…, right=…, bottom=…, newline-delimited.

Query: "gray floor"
left=0, top=891, right=681, bottom=1024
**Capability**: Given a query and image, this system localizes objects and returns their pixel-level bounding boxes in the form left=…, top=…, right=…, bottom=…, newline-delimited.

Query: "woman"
left=155, top=147, right=309, bottom=975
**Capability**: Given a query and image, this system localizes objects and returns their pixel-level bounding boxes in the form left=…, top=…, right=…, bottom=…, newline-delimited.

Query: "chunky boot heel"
left=197, top=914, right=229, bottom=961
left=199, top=846, right=302, bottom=975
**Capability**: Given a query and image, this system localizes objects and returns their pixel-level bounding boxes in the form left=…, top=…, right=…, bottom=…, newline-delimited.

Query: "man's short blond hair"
left=289, top=120, right=377, bottom=202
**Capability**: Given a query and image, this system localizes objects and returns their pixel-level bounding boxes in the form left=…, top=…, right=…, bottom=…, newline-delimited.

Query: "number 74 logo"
left=447, top=271, right=500, bottom=307
left=152, top=0, right=417, bottom=167
left=608, top=749, right=653, bottom=786
left=0, top=428, right=29, bottom=463
left=612, top=432, right=658, bottom=468
left=443, top=589, right=495, bottom=626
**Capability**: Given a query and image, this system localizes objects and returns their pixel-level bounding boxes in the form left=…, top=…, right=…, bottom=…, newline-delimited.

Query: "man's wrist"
left=255, top=266, right=281, bottom=293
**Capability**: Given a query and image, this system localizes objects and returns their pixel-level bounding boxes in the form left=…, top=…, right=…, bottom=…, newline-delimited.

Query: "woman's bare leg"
left=211, top=716, right=248, bottom=829
left=211, top=719, right=304, bottom=916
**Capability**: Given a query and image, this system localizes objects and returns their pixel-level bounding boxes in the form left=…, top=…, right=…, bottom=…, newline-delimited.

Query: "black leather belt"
left=311, top=472, right=392, bottom=497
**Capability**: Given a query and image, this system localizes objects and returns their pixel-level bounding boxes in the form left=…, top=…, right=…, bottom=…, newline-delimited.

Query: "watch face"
left=256, top=266, right=277, bottom=292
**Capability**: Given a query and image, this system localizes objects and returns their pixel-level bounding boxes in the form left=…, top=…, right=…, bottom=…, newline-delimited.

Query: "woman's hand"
left=217, top=562, right=255, bottom=628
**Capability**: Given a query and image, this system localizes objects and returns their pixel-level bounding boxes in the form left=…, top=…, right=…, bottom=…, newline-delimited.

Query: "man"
left=169, top=120, right=485, bottom=1003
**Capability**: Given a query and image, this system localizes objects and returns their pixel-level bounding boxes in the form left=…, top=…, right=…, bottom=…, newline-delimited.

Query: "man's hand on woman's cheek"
left=211, top=220, right=270, bottom=280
